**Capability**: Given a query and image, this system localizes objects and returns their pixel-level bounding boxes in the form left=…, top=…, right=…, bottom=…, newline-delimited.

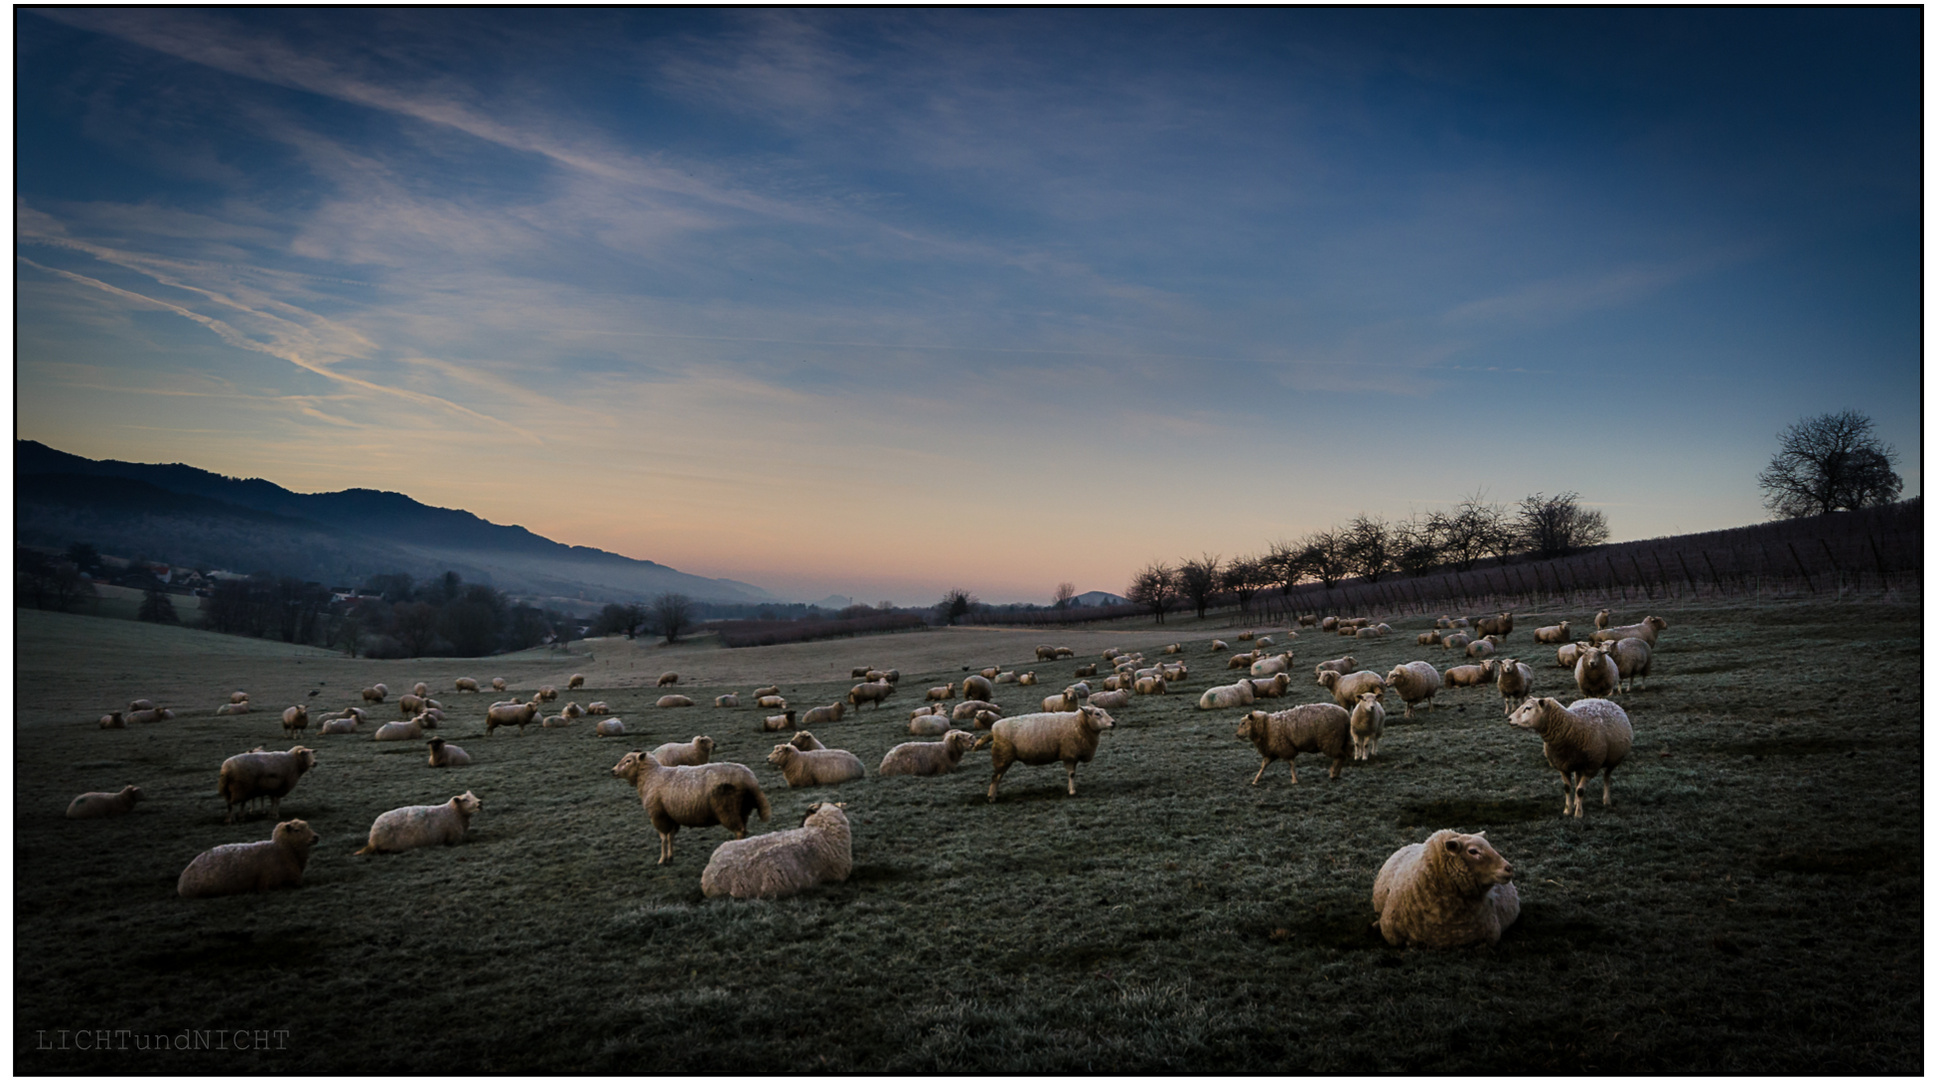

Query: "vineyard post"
left=1786, top=542, right=1816, bottom=594
left=1675, top=551, right=1698, bottom=597
left=1701, top=549, right=1724, bottom=597
left=1868, top=534, right=1889, bottom=590
left=1818, top=538, right=1842, bottom=595
left=1651, top=551, right=1674, bottom=601
left=1628, top=554, right=1654, bottom=600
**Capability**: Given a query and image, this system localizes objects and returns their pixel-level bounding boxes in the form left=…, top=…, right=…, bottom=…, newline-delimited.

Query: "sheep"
left=1073, top=662, right=1098, bottom=677
left=1376, top=624, right=1391, bottom=635
left=961, top=675, right=995, bottom=702
left=994, top=671, right=1019, bottom=685
left=953, top=700, right=1001, bottom=723
left=1163, top=643, right=1182, bottom=655
left=596, top=718, right=627, bottom=737
left=98, top=711, right=125, bottom=729
left=753, top=685, right=780, bottom=700
left=789, top=731, right=827, bottom=751
left=1299, top=615, right=1319, bottom=627
left=1052, top=647, right=1074, bottom=659
left=1228, top=652, right=1259, bottom=670
left=584, top=701, right=612, bottom=715
left=1349, top=692, right=1386, bottom=760
left=1209, top=639, right=1229, bottom=652
left=1443, top=664, right=1490, bottom=689
left=425, top=737, right=472, bottom=767
left=1594, top=609, right=1612, bottom=630
left=491, top=677, right=507, bottom=692
left=980, top=667, right=1000, bottom=680
left=1237, top=631, right=1255, bottom=641
left=656, top=694, right=696, bottom=708
left=1533, top=622, right=1571, bottom=645
left=542, top=712, right=575, bottom=728
left=1354, top=627, right=1380, bottom=640
left=1383, top=662, right=1442, bottom=718
left=713, top=694, right=738, bottom=708
left=1608, top=637, right=1653, bottom=692
left=879, top=730, right=979, bottom=777
left=1314, top=656, right=1357, bottom=681
left=1573, top=643, right=1620, bottom=699
left=361, top=685, right=387, bottom=703
left=757, top=695, right=788, bottom=710
left=1102, top=647, right=1125, bottom=660
left=926, top=683, right=957, bottom=701
left=1042, top=692, right=1083, bottom=713
left=1590, top=615, right=1667, bottom=645
left=1442, top=633, right=1472, bottom=652
left=318, top=717, right=358, bottom=736
left=537, top=686, right=559, bottom=702
left=1465, top=639, right=1496, bottom=661
left=847, top=681, right=895, bottom=710
left=1134, top=676, right=1167, bottom=695
left=612, top=751, right=771, bottom=865
left=417, top=708, right=443, bottom=729
left=644, top=671, right=675, bottom=689
left=700, top=802, right=851, bottom=900
left=1556, top=643, right=1583, bottom=669
left=652, top=735, right=716, bottom=767
left=1241, top=672, right=1292, bottom=699
left=1416, top=631, right=1442, bottom=646
left=1086, top=688, right=1132, bottom=710
left=455, top=677, right=480, bottom=692
left=485, top=701, right=539, bottom=736
left=67, top=784, right=145, bottom=819
left=767, top=743, right=865, bottom=788
left=865, top=669, right=901, bottom=684
left=227, top=690, right=249, bottom=705
left=1372, top=830, right=1520, bottom=947
left=1019, top=672, right=1042, bottom=686
left=1493, top=659, right=1534, bottom=714
left=397, top=694, right=425, bottom=716
left=215, top=701, right=252, bottom=716
left=801, top=702, right=847, bottom=725
left=375, top=717, right=426, bottom=742
left=177, top=819, right=318, bottom=898
left=850, top=666, right=873, bottom=679
left=1318, top=669, right=1387, bottom=711
left=357, top=792, right=481, bottom=854
left=129, top=698, right=156, bottom=711
left=1235, top=704, right=1351, bottom=784
left=1197, top=681, right=1257, bottom=710
left=1339, top=627, right=1359, bottom=637
left=977, top=705, right=1115, bottom=801
left=1250, top=653, right=1292, bottom=678
left=127, top=708, right=174, bottom=723
left=1474, top=613, right=1513, bottom=638
left=1508, top=696, right=1634, bottom=818
left=909, top=713, right=951, bottom=736
left=1255, top=636, right=1275, bottom=646
left=217, top=746, right=317, bottom=824
left=1035, top=645, right=1058, bottom=661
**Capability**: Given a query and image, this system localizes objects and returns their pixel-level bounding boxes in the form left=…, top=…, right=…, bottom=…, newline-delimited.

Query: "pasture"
left=13, top=597, right=1922, bottom=1072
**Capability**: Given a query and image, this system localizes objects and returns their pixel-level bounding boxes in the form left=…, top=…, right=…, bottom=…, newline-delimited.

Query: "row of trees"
left=589, top=593, right=697, bottom=644
left=1125, top=491, right=1610, bottom=621
left=203, top=570, right=569, bottom=658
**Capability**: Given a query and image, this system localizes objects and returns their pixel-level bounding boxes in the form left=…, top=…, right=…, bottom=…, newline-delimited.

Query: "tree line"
left=199, top=570, right=570, bottom=658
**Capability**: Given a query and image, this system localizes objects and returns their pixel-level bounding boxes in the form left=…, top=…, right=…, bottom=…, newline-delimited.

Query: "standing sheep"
left=1508, top=696, right=1634, bottom=818
left=491, top=677, right=507, bottom=692
left=977, top=705, right=1115, bottom=801
left=1590, top=615, right=1668, bottom=646
left=1372, top=830, right=1519, bottom=947
left=847, top=681, right=895, bottom=710
left=767, top=743, right=866, bottom=788
left=568, top=674, right=587, bottom=690
left=361, top=685, right=388, bottom=703
left=652, top=735, right=715, bottom=767
left=1318, top=669, right=1387, bottom=711
left=426, top=737, right=472, bottom=767
left=878, top=730, right=978, bottom=777
left=1555, top=643, right=1582, bottom=669
left=1494, top=659, right=1534, bottom=715
left=1594, top=609, right=1612, bottom=630
left=177, top=819, right=319, bottom=898
left=455, top=677, right=481, bottom=692
left=656, top=673, right=678, bottom=687
left=700, top=802, right=852, bottom=900
left=611, top=751, right=772, bottom=865
left=961, top=675, right=995, bottom=702
left=217, top=746, right=317, bottom=823
left=1235, top=704, right=1352, bottom=784
left=487, top=701, right=539, bottom=736
left=1474, top=613, right=1513, bottom=638
left=356, top=792, right=482, bottom=854
left=1573, top=644, right=1620, bottom=699
left=281, top=705, right=309, bottom=737
left=1349, top=693, right=1386, bottom=760
left=66, top=785, right=145, bottom=818
left=1608, top=637, right=1653, bottom=692
left=1382, top=662, right=1442, bottom=718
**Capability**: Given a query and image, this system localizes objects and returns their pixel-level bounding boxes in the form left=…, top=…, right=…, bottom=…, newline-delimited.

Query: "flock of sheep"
left=69, top=605, right=1669, bottom=945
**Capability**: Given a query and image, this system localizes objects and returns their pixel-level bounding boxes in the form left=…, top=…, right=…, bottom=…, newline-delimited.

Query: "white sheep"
left=98, top=711, right=125, bottom=729
left=1382, top=662, right=1442, bottom=718
left=611, top=751, right=771, bottom=865
left=714, top=694, right=738, bottom=708
left=1349, top=692, right=1386, bottom=760
left=652, top=735, right=715, bottom=767
left=926, top=682, right=957, bottom=701
left=318, top=716, right=358, bottom=736
left=1594, top=609, right=1612, bottom=630
left=1017, top=672, right=1038, bottom=686
left=995, top=671, right=1019, bottom=684
left=1318, top=669, right=1387, bottom=711
left=178, top=819, right=318, bottom=897
left=491, top=677, right=507, bottom=692
left=788, top=731, right=827, bottom=751
left=595, top=718, right=627, bottom=737
left=953, top=700, right=1001, bottom=723
left=374, top=717, right=426, bottom=742
left=801, top=702, right=846, bottom=725
left=217, top=746, right=316, bottom=823
left=1533, top=622, right=1571, bottom=645
left=427, top=737, right=472, bottom=767
left=1465, top=639, right=1496, bottom=660
left=587, top=701, right=613, bottom=714
left=1443, top=664, right=1490, bottom=689
left=455, top=677, right=481, bottom=692
left=909, top=713, right=950, bottom=736
left=1494, top=659, right=1534, bottom=715
left=1133, top=676, right=1167, bottom=695
left=1556, top=643, right=1582, bottom=669
left=761, top=711, right=797, bottom=732
left=753, top=685, right=780, bottom=699
left=67, top=784, right=145, bottom=818
left=568, top=673, right=587, bottom=691
left=1086, top=689, right=1132, bottom=710
left=1249, top=653, right=1293, bottom=678
left=1235, top=704, right=1351, bottom=784
left=356, top=792, right=481, bottom=854
left=700, top=802, right=851, bottom=900
left=1373, top=830, right=1519, bottom=947
left=1508, top=695, right=1634, bottom=818
left=1590, top=615, right=1667, bottom=645
left=1197, top=681, right=1257, bottom=710
left=767, top=743, right=866, bottom=788
left=215, top=701, right=252, bottom=716
left=977, top=705, right=1115, bottom=801
left=1209, top=639, right=1228, bottom=652
left=1314, top=656, right=1357, bottom=682
left=657, top=694, right=696, bottom=708
left=1608, top=637, right=1652, bottom=692
left=486, top=701, right=538, bottom=736
left=655, top=672, right=678, bottom=687
left=878, top=730, right=978, bottom=777
left=1573, top=643, right=1620, bottom=699
left=756, top=695, right=788, bottom=710
left=281, top=705, right=309, bottom=737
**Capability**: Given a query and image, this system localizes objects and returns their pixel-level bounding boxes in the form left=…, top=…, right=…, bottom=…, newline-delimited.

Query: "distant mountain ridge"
left=14, top=440, right=771, bottom=605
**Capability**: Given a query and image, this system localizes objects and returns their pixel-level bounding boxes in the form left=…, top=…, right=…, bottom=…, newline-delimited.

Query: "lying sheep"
left=1043, top=692, right=1083, bottom=713
left=980, top=667, right=1000, bottom=680
left=1350, top=691, right=1387, bottom=760
left=317, top=716, right=358, bottom=736
left=977, top=705, right=1115, bottom=802
left=427, top=737, right=472, bottom=767
left=1243, top=672, right=1293, bottom=699
left=612, top=751, right=771, bottom=865
left=361, top=685, right=387, bottom=703
left=1339, top=626, right=1360, bottom=638
left=1466, top=639, right=1496, bottom=660
left=596, top=718, right=627, bottom=737
left=542, top=713, right=575, bottom=728
left=537, top=686, right=559, bottom=702
left=1573, top=644, right=1620, bottom=699
left=656, top=695, right=696, bottom=708
left=1319, top=617, right=1339, bottom=631
left=879, top=730, right=978, bottom=777
left=1494, top=659, right=1534, bottom=715
left=926, top=683, right=956, bottom=701
left=1416, top=631, right=1442, bottom=646
left=178, top=819, right=318, bottom=898
left=961, top=675, right=995, bottom=702
left=652, top=735, right=715, bottom=767
left=1163, top=643, right=1182, bottom=655
left=1198, top=681, right=1257, bottom=710
left=1102, top=647, right=1125, bottom=660
left=756, top=695, right=787, bottom=710
left=128, top=708, right=174, bottom=723
left=217, top=746, right=316, bottom=823
left=1227, top=652, right=1259, bottom=670
left=1209, top=639, right=1229, bottom=652
left=130, top=698, right=156, bottom=711
left=712, top=694, right=737, bottom=708
left=375, top=715, right=428, bottom=742
left=1383, top=662, right=1442, bottom=718
left=98, top=711, right=125, bottom=729
left=586, top=701, right=612, bottom=715
left=67, top=784, right=145, bottom=819
left=486, top=701, right=539, bottom=736
left=1508, top=696, right=1634, bottom=818
left=1590, top=615, right=1667, bottom=646
left=760, top=711, right=796, bottom=732
left=802, top=702, right=846, bottom=725
left=357, top=792, right=481, bottom=854
left=1133, top=676, right=1167, bottom=695
left=1237, top=631, right=1255, bottom=641
left=418, top=708, right=443, bottom=729
left=1086, top=689, right=1132, bottom=710
left=753, top=685, right=780, bottom=700
left=1318, top=669, right=1387, bottom=711
left=1373, top=830, right=1519, bottom=947
left=1314, top=656, right=1357, bottom=681
left=909, top=713, right=950, bottom=736
left=1035, top=645, right=1058, bottom=661
left=953, top=700, right=1001, bottom=723
left=1236, top=704, right=1351, bottom=784
left=700, top=802, right=851, bottom=900
left=1474, top=613, right=1513, bottom=638
left=397, top=694, right=425, bottom=716
left=995, top=671, right=1019, bottom=685
left=1441, top=633, right=1472, bottom=652
left=455, top=677, right=480, bottom=692
left=1355, top=627, right=1380, bottom=640
left=850, top=666, right=873, bottom=679
left=1256, top=635, right=1276, bottom=647
left=1555, top=643, right=1582, bottom=669
left=1017, top=672, right=1039, bottom=686
left=868, top=669, right=901, bottom=684
left=1443, top=663, right=1490, bottom=689
left=767, top=743, right=866, bottom=788
left=1609, top=637, right=1652, bottom=692
left=1072, top=663, right=1098, bottom=677
left=1533, top=622, right=1571, bottom=645
left=847, top=682, right=895, bottom=710
left=215, top=701, right=252, bottom=716
left=1249, top=653, right=1292, bottom=678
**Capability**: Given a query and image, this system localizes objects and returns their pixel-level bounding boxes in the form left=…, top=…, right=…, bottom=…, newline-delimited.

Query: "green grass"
left=13, top=596, right=1922, bottom=1072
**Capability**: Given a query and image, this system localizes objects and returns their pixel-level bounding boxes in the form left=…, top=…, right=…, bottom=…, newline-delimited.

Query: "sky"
left=14, top=9, right=1923, bottom=606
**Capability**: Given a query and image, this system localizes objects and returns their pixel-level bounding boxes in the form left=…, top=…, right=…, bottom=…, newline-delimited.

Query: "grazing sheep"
left=426, top=737, right=472, bottom=767
left=712, top=694, right=738, bottom=708
left=1474, top=613, right=1513, bottom=638
left=1494, top=659, right=1534, bottom=715
left=455, top=677, right=480, bottom=692
left=879, top=730, right=979, bottom=777
left=926, top=683, right=957, bottom=701
left=491, top=677, right=507, bottom=692
left=850, top=666, right=873, bottom=679
left=767, top=743, right=865, bottom=788
left=318, top=717, right=358, bottom=736
left=1243, top=672, right=1293, bottom=699
left=361, top=685, right=388, bottom=703
left=215, top=701, right=252, bottom=716
left=1594, top=609, right=1612, bottom=630
left=652, top=672, right=678, bottom=688
left=1052, top=648, right=1074, bottom=660
left=1533, top=622, right=1572, bottom=645
left=1608, top=637, right=1653, bottom=692
left=1197, top=681, right=1257, bottom=710
left=652, top=735, right=716, bottom=767
left=596, top=718, right=627, bottom=737
left=1250, top=653, right=1293, bottom=678
left=1444, top=664, right=1491, bottom=689
left=1416, top=631, right=1442, bottom=646
left=485, top=701, right=539, bottom=736
left=961, top=675, right=995, bottom=702
left=757, top=695, right=788, bottom=710
left=1383, top=662, right=1442, bottom=718
left=1035, top=645, right=1058, bottom=661
left=1590, top=615, right=1668, bottom=646
left=612, top=751, right=771, bottom=865
left=909, top=713, right=950, bottom=736
left=1373, top=830, right=1520, bottom=947
left=1235, top=704, right=1351, bottom=784
left=977, top=705, right=1115, bottom=802
left=1318, top=669, right=1387, bottom=711
left=98, top=711, right=125, bottom=729
left=1556, top=643, right=1583, bottom=669
left=1209, top=639, right=1229, bottom=652
left=1508, top=696, right=1634, bottom=818
left=847, top=681, right=895, bottom=710
left=1573, top=644, right=1620, bottom=699
left=357, top=792, right=481, bottom=854
left=1350, top=692, right=1386, bottom=760
left=802, top=702, right=847, bottom=725
left=657, top=695, right=696, bottom=708
left=67, top=784, right=145, bottom=819
left=700, top=802, right=851, bottom=900
left=1086, top=689, right=1132, bottom=710
left=953, top=700, right=1001, bottom=723
left=217, top=746, right=316, bottom=824
left=178, top=819, right=318, bottom=898
left=1466, top=639, right=1496, bottom=660
left=397, top=694, right=426, bottom=717
left=1314, top=656, right=1357, bottom=682
left=375, top=717, right=427, bottom=742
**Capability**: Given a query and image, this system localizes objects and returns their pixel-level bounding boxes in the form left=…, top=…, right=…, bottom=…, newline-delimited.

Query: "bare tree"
left=1393, top=515, right=1443, bottom=577
left=1342, top=515, right=1395, bottom=582
left=937, top=588, right=977, bottom=626
left=392, top=601, right=441, bottom=658
left=1298, top=530, right=1352, bottom=589
left=1264, top=540, right=1304, bottom=597
left=1177, top=554, right=1223, bottom=618
left=1512, top=492, right=1610, bottom=560
left=652, top=592, right=695, bottom=644
left=1220, top=556, right=1270, bottom=615
left=1052, top=581, right=1078, bottom=610
left=1126, top=563, right=1179, bottom=623
left=1758, top=409, right=1903, bottom=518
left=1437, top=492, right=1510, bottom=571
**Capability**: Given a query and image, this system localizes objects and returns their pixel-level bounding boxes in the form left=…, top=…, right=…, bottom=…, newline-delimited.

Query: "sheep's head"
left=452, top=791, right=482, bottom=816
left=612, top=751, right=651, bottom=780
left=767, top=744, right=797, bottom=766
left=427, top=738, right=445, bottom=751
left=123, top=785, right=146, bottom=803
left=1441, top=831, right=1513, bottom=888
left=289, top=747, right=317, bottom=771
left=1318, top=671, right=1339, bottom=689
left=1507, top=697, right=1559, bottom=731
left=275, top=819, right=319, bottom=849
left=1646, top=616, right=1668, bottom=632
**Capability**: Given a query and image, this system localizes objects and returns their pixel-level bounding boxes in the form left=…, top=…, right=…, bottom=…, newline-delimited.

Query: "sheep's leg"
left=1328, top=756, right=1343, bottom=780
left=1287, top=756, right=1300, bottom=784
left=1250, top=758, right=1270, bottom=785
left=658, top=832, right=674, bottom=865
left=1572, top=774, right=1588, bottom=818
left=1064, top=761, right=1079, bottom=796
left=986, top=765, right=1009, bottom=802
left=1602, top=769, right=1614, bottom=807
left=1559, top=771, right=1575, bottom=815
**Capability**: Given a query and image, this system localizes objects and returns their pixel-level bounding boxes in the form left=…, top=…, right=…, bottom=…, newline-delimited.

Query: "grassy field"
left=13, top=596, right=1922, bottom=1072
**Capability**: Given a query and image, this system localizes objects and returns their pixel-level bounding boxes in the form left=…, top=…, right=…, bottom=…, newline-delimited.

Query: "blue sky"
left=15, top=9, right=1922, bottom=604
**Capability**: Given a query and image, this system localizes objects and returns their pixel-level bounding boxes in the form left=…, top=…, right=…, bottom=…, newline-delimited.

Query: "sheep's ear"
left=1443, top=837, right=1461, bottom=852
